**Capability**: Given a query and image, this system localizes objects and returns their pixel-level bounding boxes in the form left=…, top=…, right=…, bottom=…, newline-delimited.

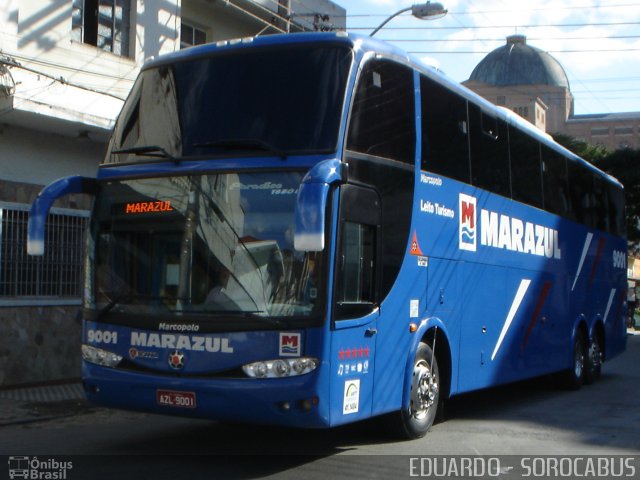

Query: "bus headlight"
left=242, top=358, right=318, bottom=378
left=81, top=344, right=123, bottom=368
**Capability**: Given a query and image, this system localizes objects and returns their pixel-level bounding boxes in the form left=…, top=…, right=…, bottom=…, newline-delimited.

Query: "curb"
left=0, top=382, right=88, bottom=427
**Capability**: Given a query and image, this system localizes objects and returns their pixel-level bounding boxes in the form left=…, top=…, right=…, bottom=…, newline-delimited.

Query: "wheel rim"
left=589, top=339, right=602, bottom=369
left=410, top=359, right=439, bottom=420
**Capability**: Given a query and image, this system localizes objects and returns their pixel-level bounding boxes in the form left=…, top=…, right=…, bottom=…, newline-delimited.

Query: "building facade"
left=462, top=35, right=640, bottom=151
left=0, top=0, right=345, bottom=386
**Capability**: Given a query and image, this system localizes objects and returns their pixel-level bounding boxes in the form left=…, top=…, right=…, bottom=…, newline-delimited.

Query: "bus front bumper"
left=82, top=362, right=330, bottom=429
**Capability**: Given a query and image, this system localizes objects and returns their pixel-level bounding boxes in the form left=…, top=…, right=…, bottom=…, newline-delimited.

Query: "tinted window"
left=336, top=222, right=377, bottom=305
left=542, top=146, right=572, bottom=218
left=510, top=126, right=543, bottom=209
left=346, top=156, right=413, bottom=301
left=568, top=160, right=595, bottom=226
left=607, top=183, right=625, bottom=236
left=420, top=75, right=470, bottom=183
left=106, top=45, right=352, bottom=162
left=469, top=104, right=511, bottom=197
left=347, top=59, right=415, bottom=164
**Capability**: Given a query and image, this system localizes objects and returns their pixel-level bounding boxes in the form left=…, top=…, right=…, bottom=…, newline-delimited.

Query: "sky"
left=341, top=0, right=640, bottom=115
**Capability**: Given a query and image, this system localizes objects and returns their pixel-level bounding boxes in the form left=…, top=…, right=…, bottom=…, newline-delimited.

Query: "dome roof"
left=469, top=35, right=570, bottom=89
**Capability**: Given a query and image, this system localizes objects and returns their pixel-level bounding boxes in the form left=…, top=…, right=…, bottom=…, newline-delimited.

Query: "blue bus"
left=29, top=32, right=627, bottom=439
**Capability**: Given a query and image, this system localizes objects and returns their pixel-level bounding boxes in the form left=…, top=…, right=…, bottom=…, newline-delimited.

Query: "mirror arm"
left=28, top=176, right=97, bottom=256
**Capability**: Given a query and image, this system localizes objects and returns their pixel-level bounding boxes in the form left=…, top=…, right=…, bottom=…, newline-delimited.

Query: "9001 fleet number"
left=613, top=250, right=627, bottom=269
left=156, top=390, right=197, bottom=409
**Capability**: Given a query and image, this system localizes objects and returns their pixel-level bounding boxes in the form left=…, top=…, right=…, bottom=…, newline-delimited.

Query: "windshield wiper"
left=112, top=145, right=180, bottom=164
left=93, top=290, right=133, bottom=321
left=192, top=139, right=286, bottom=160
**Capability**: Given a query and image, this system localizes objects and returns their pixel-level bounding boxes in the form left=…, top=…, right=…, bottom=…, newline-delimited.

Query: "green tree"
left=552, top=134, right=610, bottom=164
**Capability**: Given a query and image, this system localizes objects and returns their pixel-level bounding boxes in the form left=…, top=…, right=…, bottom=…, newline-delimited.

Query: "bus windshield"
left=105, top=44, right=352, bottom=162
left=90, top=172, right=323, bottom=321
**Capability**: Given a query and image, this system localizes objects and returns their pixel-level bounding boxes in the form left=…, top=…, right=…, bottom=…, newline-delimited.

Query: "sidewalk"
left=0, top=381, right=88, bottom=426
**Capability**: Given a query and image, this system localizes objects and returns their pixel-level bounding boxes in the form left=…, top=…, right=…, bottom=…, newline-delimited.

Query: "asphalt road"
left=1, top=334, right=639, bottom=479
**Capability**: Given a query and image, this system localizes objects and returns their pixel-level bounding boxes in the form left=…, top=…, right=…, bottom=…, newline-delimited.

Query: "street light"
left=370, top=2, right=448, bottom=37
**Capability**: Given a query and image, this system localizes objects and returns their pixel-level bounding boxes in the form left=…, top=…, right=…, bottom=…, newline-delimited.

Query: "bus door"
left=330, top=184, right=382, bottom=424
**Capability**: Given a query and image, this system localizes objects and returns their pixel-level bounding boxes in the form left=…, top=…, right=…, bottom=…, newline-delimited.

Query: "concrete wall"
left=0, top=124, right=103, bottom=188
left=0, top=124, right=97, bottom=387
left=0, top=306, right=81, bottom=386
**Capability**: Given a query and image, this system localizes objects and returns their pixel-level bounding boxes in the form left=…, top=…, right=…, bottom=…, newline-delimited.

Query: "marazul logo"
left=457, top=193, right=562, bottom=259
left=279, top=333, right=301, bottom=357
left=459, top=193, right=477, bottom=251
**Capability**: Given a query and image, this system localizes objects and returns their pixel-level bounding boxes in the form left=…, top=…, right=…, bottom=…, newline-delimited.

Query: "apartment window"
left=614, top=126, right=633, bottom=135
left=181, top=21, right=208, bottom=49
left=514, top=106, right=529, bottom=119
left=72, top=0, right=131, bottom=57
left=591, top=127, right=609, bottom=136
left=0, top=204, right=88, bottom=305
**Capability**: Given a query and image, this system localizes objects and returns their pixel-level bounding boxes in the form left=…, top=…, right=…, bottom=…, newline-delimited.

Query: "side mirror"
left=28, top=176, right=97, bottom=255
left=294, top=159, right=345, bottom=252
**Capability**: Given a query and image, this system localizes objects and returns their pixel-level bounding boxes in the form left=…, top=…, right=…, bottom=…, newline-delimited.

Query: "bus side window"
left=607, top=184, right=625, bottom=236
left=568, top=160, right=593, bottom=226
left=469, top=104, right=511, bottom=198
left=346, top=59, right=415, bottom=164
left=337, top=222, right=376, bottom=305
left=541, top=147, right=572, bottom=219
left=510, top=126, right=543, bottom=209
left=420, top=75, right=470, bottom=183
left=334, top=185, right=381, bottom=320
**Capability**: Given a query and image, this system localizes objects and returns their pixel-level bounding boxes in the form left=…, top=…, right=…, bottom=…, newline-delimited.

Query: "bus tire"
left=387, top=342, right=440, bottom=439
left=585, top=332, right=602, bottom=384
left=564, top=330, right=586, bottom=390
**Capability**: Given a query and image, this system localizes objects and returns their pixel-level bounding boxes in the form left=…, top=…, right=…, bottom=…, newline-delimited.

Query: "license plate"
left=156, top=389, right=197, bottom=409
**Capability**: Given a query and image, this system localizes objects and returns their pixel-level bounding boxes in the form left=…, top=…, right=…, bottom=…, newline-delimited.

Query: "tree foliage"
left=552, top=134, right=610, bottom=164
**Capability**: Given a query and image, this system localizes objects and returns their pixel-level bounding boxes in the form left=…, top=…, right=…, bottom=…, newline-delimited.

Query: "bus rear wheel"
left=387, top=342, right=440, bottom=439
left=585, top=333, right=602, bottom=384
left=564, top=330, right=586, bottom=390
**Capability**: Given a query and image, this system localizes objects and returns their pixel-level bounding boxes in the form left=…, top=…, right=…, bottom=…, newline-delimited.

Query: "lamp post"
left=370, top=2, right=448, bottom=37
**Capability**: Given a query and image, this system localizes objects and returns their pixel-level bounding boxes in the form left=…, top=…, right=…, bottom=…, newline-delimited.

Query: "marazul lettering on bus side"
left=130, top=332, right=234, bottom=353
left=480, top=209, right=561, bottom=259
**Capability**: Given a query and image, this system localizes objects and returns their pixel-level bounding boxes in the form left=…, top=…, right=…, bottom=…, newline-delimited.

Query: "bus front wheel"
left=388, top=342, right=440, bottom=439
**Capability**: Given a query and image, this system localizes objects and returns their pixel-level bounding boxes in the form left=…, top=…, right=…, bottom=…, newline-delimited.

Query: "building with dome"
left=462, top=35, right=640, bottom=150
